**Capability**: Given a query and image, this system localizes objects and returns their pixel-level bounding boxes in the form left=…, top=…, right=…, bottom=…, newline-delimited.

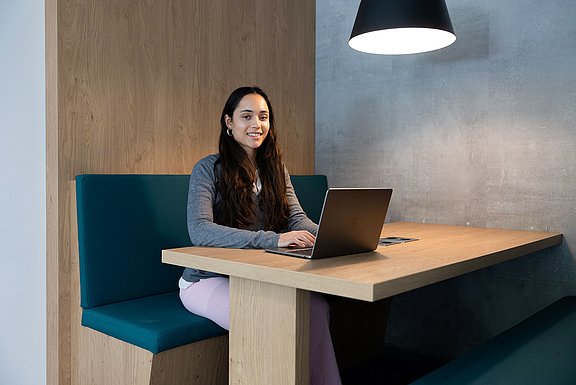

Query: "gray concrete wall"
left=316, top=0, right=576, bottom=358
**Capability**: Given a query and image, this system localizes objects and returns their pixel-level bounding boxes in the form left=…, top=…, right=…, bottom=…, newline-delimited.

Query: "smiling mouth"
left=247, top=132, right=262, bottom=138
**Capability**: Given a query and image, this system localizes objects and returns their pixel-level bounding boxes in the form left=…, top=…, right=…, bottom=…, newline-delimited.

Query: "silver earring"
left=226, top=128, right=233, bottom=137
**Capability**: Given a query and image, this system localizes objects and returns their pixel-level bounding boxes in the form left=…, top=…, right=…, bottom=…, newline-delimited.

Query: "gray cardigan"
left=181, top=154, right=317, bottom=283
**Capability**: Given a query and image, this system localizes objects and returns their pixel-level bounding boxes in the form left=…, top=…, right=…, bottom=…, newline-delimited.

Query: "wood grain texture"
left=149, top=336, right=229, bottom=385
left=72, top=324, right=229, bottom=385
left=229, top=277, right=310, bottom=385
left=163, top=222, right=563, bottom=302
left=57, top=0, right=314, bottom=175
left=47, top=1, right=315, bottom=384
left=46, top=0, right=62, bottom=383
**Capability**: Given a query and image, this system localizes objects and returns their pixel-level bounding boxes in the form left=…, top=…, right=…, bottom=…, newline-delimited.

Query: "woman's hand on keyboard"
left=278, top=230, right=316, bottom=248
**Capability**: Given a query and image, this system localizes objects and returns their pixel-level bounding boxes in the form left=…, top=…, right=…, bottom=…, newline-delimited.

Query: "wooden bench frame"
left=70, top=180, right=229, bottom=385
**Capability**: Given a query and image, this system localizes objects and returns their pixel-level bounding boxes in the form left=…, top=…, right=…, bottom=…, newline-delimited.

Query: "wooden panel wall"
left=46, top=0, right=315, bottom=384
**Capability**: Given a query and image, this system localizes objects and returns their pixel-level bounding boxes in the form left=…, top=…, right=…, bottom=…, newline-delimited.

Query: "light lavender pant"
left=180, top=277, right=342, bottom=385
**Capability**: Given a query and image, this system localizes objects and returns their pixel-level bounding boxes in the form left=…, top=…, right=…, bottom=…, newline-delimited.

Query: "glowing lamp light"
left=349, top=0, right=456, bottom=55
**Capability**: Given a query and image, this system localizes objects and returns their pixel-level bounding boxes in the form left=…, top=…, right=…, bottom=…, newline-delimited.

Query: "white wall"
left=0, top=1, right=46, bottom=384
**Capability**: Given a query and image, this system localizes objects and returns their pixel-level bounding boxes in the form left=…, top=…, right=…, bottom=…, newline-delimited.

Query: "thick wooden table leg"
left=229, top=277, right=310, bottom=385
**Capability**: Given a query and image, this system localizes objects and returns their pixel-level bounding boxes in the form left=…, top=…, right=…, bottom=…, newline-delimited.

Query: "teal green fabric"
left=76, top=173, right=328, bottom=308
left=81, top=292, right=225, bottom=354
left=76, top=174, right=227, bottom=353
left=411, top=296, right=576, bottom=385
left=290, top=175, right=328, bottom=223
left=76, top=174, right=191, bottom=308
left=75, top=173, right=327, bottom=353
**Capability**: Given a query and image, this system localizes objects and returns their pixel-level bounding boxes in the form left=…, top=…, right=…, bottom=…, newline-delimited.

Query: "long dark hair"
left=217, top=86, right=289, bottom=231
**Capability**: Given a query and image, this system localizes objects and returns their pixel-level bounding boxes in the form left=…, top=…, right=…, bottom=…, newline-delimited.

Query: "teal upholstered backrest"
left=290, top=175, right=328, bottom=223
left=76, top=174, right=191, bottom=309
left=75, top=173, right=328, bottom=309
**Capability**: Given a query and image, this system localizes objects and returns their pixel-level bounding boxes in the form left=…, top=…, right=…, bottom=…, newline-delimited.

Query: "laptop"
left=265, top=188, right=393, bottom=259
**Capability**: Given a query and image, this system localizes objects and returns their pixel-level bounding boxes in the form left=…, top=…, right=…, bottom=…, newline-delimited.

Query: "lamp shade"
left=349, top=0, right=456, bottom=55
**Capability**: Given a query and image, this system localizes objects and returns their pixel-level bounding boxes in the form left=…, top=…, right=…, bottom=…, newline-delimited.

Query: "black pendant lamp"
left=349, top=0, right=456, bottom=55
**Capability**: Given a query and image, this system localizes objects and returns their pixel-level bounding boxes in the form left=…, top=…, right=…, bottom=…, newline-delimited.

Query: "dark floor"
left=340, top=346, right=448, bottom=385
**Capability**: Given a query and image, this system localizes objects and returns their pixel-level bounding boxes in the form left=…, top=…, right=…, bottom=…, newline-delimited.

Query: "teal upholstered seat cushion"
left=81, top=291, right=226, bottom=354
left=290, top=175, right=328, bottom=223
left=411, top=296, right=576, bottom=385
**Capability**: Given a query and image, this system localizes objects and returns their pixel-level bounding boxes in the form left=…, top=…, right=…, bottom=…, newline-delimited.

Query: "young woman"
left=179, top=86, right=342, bottom=385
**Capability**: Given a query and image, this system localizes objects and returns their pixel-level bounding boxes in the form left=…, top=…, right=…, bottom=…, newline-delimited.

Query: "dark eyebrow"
left=239, top=109, right=269, bottom=114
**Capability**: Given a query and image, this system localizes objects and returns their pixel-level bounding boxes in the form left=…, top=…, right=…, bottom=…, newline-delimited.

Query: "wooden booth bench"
left=411, top=296, right=576, bottom=385
left=71, top=173, right=328, bottom=385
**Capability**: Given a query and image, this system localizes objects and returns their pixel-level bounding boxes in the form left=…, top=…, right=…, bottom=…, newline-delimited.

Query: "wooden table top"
left=162, top=222, right=563, bottom=301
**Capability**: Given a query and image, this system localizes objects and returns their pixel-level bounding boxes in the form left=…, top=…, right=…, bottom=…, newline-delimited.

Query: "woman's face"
left=225, top=93, right=270, bottom=160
